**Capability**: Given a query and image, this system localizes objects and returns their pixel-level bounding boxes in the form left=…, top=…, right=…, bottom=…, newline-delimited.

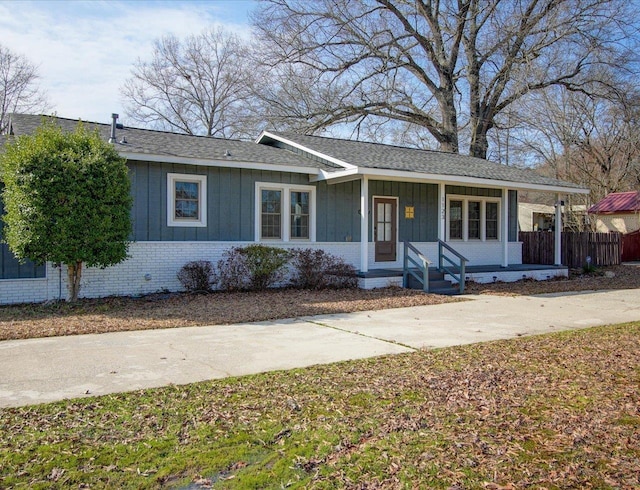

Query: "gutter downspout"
left=502, top=188, right=509, bottom=267
left=555, top=194, right=563, bottom=265
left=360, top=175, right=369, bottom=273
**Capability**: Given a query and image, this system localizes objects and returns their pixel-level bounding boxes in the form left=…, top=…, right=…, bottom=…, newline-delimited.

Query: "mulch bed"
left=1, top=264, right=638, bottom=342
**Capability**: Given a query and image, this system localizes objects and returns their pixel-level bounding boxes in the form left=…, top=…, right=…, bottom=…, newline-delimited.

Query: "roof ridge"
left=271, top=130, right=498, bottom=162
left=12, top=114, right=245, bottom=143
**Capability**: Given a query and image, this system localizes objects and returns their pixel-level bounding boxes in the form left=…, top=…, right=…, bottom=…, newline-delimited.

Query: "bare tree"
left=0, top=44, right=49, bottom=134
left=511, top=81, right=640, bottom=230
left=253, top=0, right=637, bottom=158
left=122, top=28, right=256, bottom=139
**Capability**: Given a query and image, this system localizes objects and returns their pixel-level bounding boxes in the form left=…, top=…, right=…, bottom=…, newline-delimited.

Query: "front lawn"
left=1, top=322, right=639, bottom=489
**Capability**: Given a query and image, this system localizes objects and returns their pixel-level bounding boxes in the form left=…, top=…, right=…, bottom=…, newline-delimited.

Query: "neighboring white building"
left=588, top=191, right=640, bottom=234
left=518, top=202, right=587, bottom=232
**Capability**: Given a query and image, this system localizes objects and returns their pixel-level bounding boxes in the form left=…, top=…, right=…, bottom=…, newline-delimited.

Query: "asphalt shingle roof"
left=588, top=191, right=640, bottom=214
left=4, top=115, right=586, bottom=191
left=6, top=114, right=333, bottom=172
left=264, top=131, right=585, bottom=190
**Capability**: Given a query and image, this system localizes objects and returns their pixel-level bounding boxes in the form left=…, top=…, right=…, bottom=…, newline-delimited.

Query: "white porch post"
left=438, top=183, right=446, bottom=241
left=360, top=175, right=369, bottom=273
left=554, top=193, right=563, bottom=266
left=502, top=188, right=509, bottom=267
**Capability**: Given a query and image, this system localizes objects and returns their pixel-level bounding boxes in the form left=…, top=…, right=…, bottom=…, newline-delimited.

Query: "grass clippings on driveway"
left=1, top=322, right=639, bottom=489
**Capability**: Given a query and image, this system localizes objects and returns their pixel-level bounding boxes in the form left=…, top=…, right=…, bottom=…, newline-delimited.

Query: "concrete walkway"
left=1, top=288, right=639, bottom=408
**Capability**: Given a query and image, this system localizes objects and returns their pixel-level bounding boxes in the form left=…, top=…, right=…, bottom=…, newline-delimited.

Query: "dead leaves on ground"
left=0, top=287, right=458, bottom=341
left=2, top=323, right=638, bottom=488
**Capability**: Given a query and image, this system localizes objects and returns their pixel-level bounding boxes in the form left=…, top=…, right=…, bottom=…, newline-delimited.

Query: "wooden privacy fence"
left=622, top=230, right=640, bottom=262
left=519, top=231, right=622, bottom=268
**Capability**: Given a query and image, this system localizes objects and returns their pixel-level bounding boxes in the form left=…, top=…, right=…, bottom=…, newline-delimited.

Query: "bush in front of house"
left=177, top=260, right=216, bottom=292
left=289, top=248, right=358, bottom=289
left=217, top=245, right=290, bottom=291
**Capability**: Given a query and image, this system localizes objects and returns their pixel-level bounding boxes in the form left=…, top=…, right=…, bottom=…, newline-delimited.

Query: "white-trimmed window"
left=446, top=195, right=501, bottom=241
left=255, top=182, right=315, bottom=241
left=167, top=173, right=207, bottom=227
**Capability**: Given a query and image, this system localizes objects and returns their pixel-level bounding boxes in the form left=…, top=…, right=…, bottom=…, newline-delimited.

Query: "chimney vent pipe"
left=109, top=113, right=119, bottom=143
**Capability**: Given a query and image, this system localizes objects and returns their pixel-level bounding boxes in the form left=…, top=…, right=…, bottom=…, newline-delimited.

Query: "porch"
left=357, top=263, right=569, bottom=292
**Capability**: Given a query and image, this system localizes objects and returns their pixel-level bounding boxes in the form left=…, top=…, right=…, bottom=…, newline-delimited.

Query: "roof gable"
left=588, top=191, right=640, bottom=214
left=258, top=131, right=587, bottom=193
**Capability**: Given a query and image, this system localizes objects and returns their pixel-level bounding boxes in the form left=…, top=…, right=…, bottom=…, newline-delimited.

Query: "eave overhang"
left=119, top=151, right=320, bottom=175
left=311, top=166, right=589, bottom=194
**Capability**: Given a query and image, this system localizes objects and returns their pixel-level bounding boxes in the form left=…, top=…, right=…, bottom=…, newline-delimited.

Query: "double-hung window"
left=261, top=189, right=282, bottom=239
left=290, top=191, right=310, bottom=239
left=256, top=183, right=315, bottom=241
left=167, top=173, right=207, bottom=227
left=485, top=202, right=499, bottom=240
left=446, top=195, right=500, bottom=241
left=449, top=200, right=463, bottom=239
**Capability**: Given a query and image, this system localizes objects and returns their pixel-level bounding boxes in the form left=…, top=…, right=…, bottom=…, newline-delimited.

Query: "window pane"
left=486, top=202, right=498, bottom=220
left=385, top=203, right=392, bottom=222
left=486, top=202, right=498, bottom=239
left=262, top=190, right=281, bottom=213
left=262, top=214, right=281, bottom=239
left=468, top=201, right=480, bottom=220
left=175, top=200, right=198, bottom=219
left=291, top=215, right=309, bottom=239
left=468, top=220, right=480, bottom=239
left=290, top=191, right=309, bottom=214
left=449, top=200, right=462, bottom=239
left=175, top=181, right=199, bottom=200
left=486, top=221, right=498, bottom=239
left=384, top=223, right=392, bottom=240
left=468, top=201, right=480, bottom=239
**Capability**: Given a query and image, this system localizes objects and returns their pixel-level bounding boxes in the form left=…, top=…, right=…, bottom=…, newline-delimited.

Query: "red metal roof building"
left=588, top=191, right=640, bottom=234
left=588, top=191, right=640, bottom=214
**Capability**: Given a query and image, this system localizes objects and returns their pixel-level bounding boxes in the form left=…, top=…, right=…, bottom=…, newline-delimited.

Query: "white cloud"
left=0, top=0, right=255, bottom=125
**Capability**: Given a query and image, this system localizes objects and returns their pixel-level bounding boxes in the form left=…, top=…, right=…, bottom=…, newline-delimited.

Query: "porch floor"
left=357, top=263, right=567, bottom=278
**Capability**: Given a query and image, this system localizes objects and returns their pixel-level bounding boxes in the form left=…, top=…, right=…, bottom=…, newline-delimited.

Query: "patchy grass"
left=1, top=322, right=639, bottom=489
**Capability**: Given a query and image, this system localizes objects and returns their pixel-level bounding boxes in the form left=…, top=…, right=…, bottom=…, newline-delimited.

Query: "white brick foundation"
left=448, top=267, right=568, bottom=285
left=0, top=240, right=527, bottom=304
left=0, top=241, right=361, bottom=304
left=0, top=278, right=50, bottom=305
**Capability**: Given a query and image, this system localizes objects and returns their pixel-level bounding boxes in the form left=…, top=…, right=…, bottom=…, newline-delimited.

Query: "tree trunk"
left=437, top=89, right=459, bottom=154
left=66, top=260, right=83, bottom=302
left=469, top=127, right=490, bottom=159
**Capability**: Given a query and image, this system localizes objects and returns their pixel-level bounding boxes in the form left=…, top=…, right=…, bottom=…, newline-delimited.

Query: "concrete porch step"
left=405, top=270, right=459, bottom=295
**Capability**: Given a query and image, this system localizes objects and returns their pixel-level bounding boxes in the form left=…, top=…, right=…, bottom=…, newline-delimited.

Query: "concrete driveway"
left=1, top=288, right=639, bottom=408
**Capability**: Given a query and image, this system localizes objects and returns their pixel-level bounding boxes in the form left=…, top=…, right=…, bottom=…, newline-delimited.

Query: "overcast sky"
left=0, top=0, right=255, bottom=126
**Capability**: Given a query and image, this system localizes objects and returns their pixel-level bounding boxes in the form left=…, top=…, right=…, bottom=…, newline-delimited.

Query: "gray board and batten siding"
left=369, top=180, right=439, bottom=242
left=129, top=161, right=519, bottom=244
left=129, top=161, right=361, bottom=243
left=0, top=189, right=46, bottom=279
